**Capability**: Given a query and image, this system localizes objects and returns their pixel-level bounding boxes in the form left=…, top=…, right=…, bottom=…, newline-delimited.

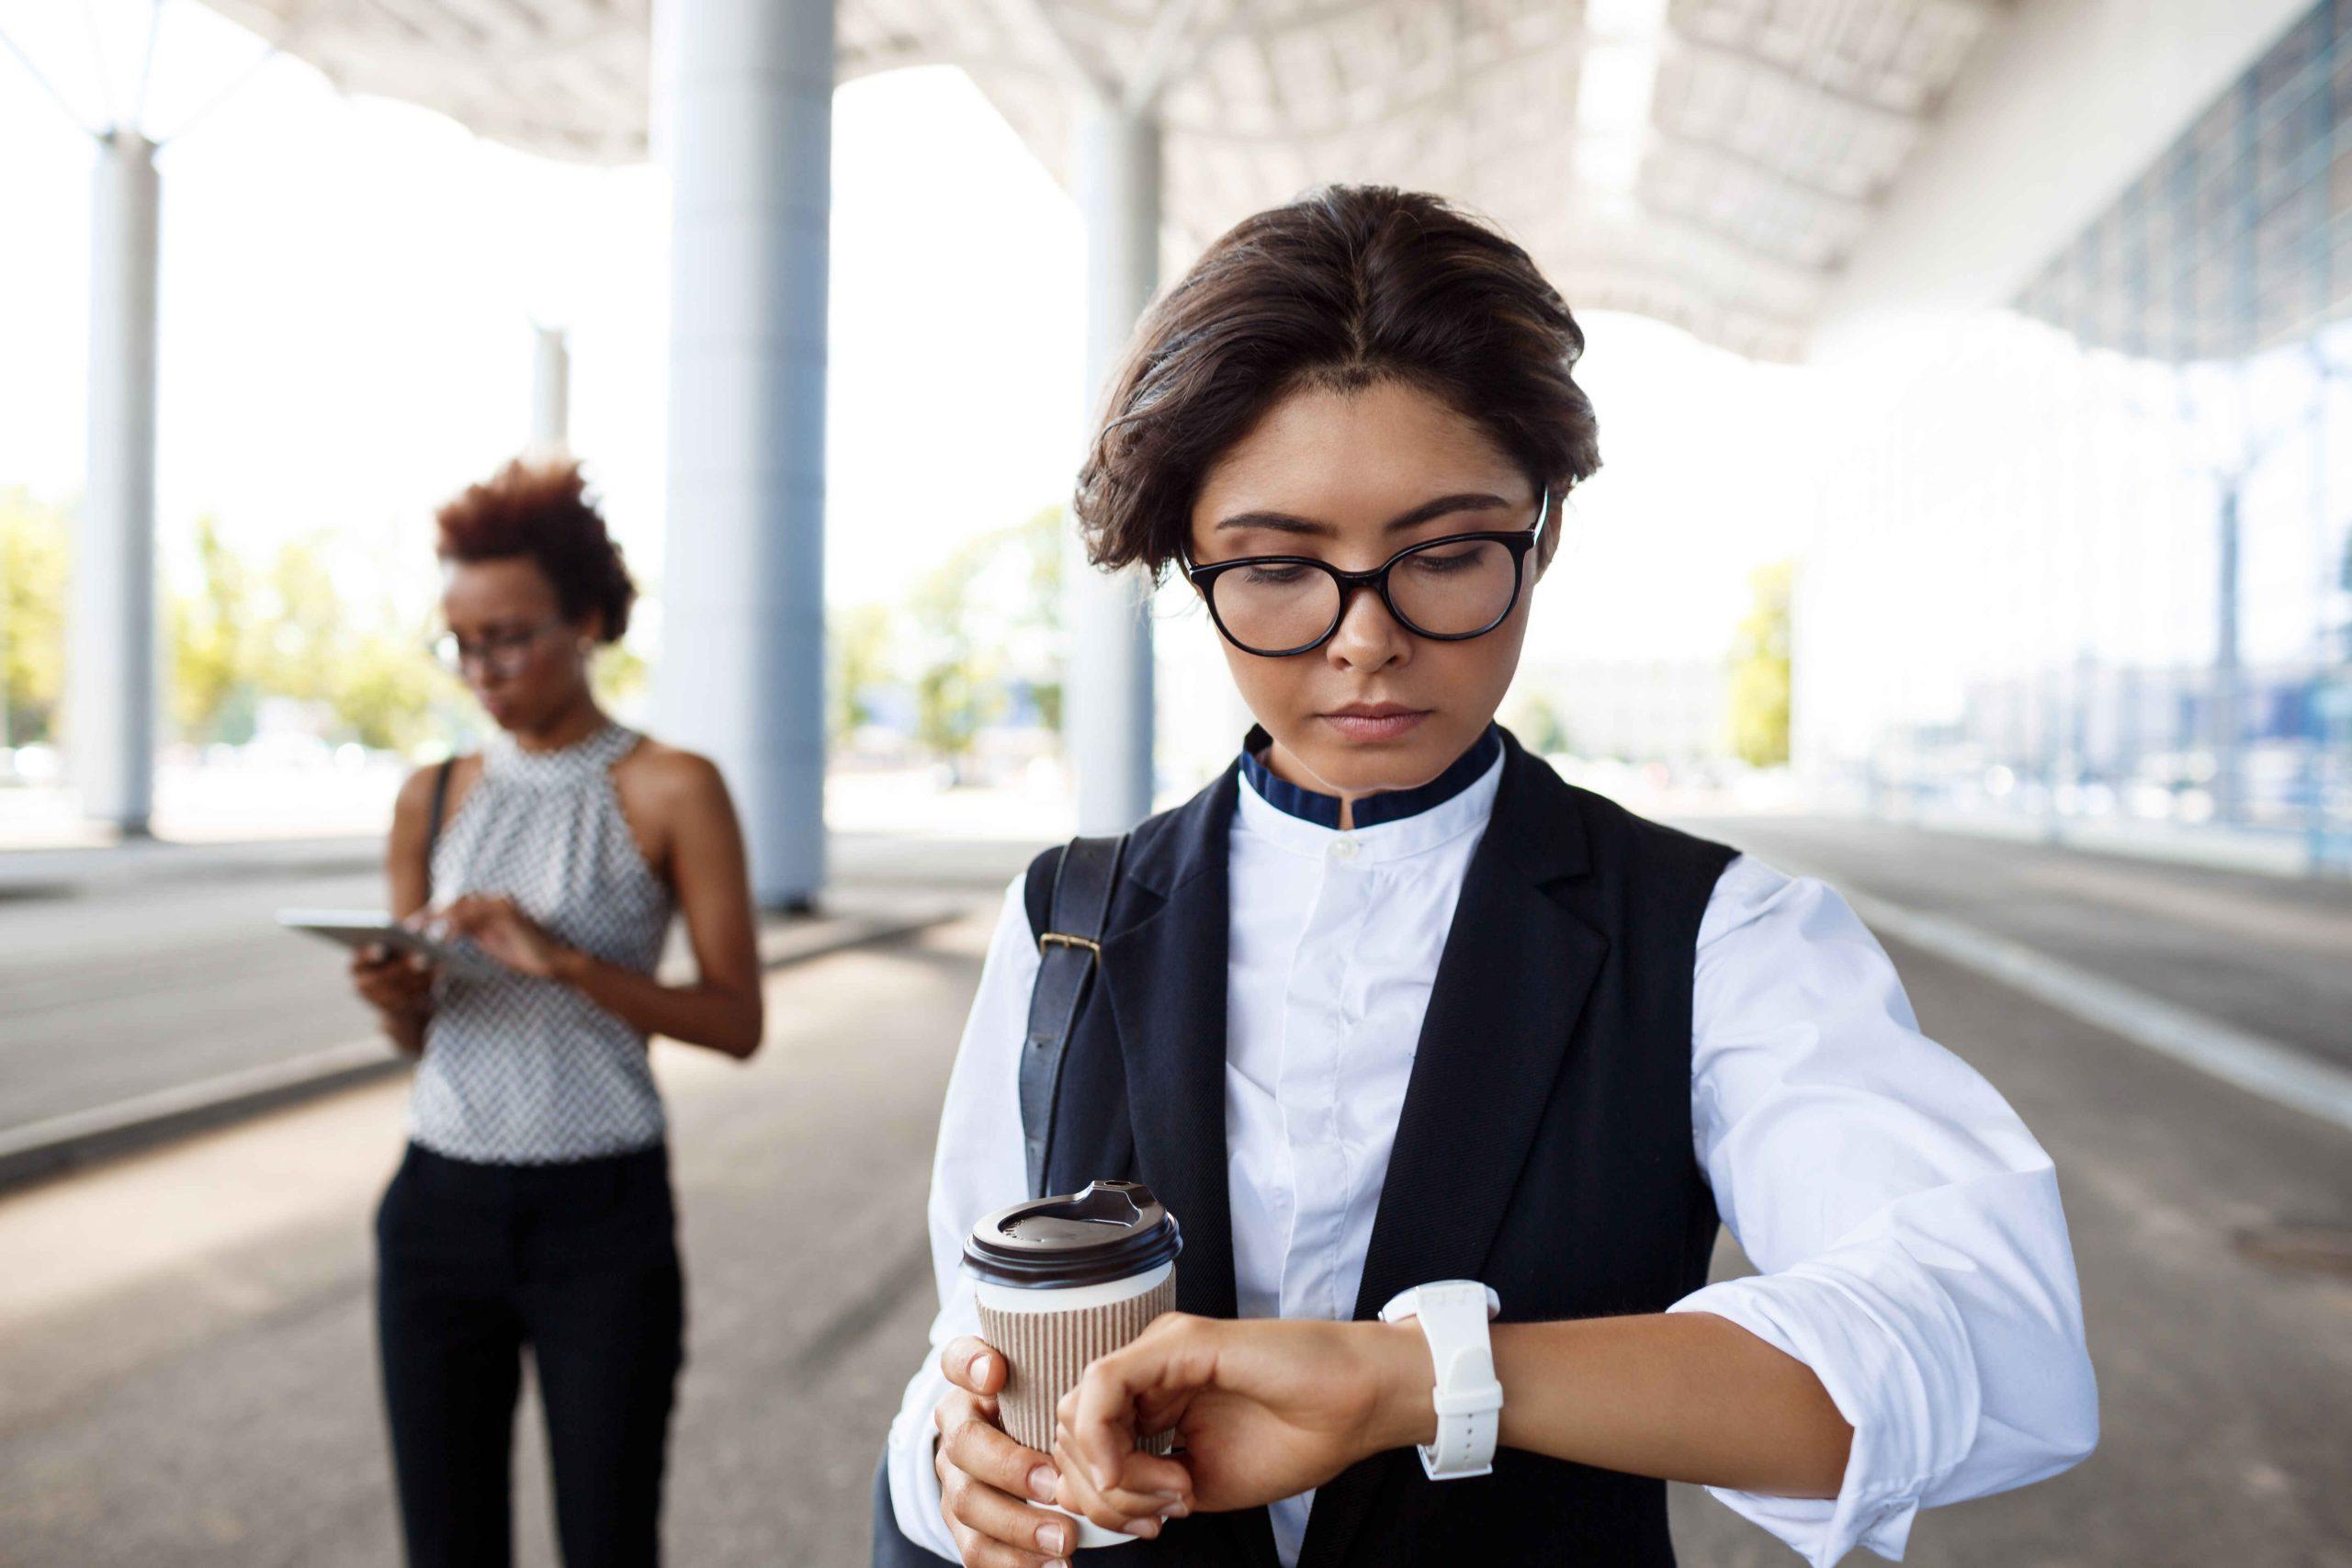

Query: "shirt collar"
left=1235, top=720, right=1503, bottom=862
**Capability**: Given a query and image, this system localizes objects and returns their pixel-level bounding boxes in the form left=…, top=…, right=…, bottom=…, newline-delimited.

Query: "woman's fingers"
left=934, top=1393, right=1057, bottom=1505
left=1046, top=1428, right=1191, bottom=1528
left=1045, top=1435, right=1166, bottom=1539
left=1060, top=1314, right=1219, bottom=1492
left=942, top=1335, right=1007, bottom=1397
left=946, top=1527, right=1057, bottom=1568
left=933, top=1387, right=1071, bottom=1566
left=940, top=1461, right=1080, bottom=1563
left=1091, top=1449, right=1193, bottom=1520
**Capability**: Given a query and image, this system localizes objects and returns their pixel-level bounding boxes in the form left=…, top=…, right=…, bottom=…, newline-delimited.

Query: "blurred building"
left=40, top=0, right=2350, bottom=884
left=1794, top=0, right=2352, bottom=869
left=1529, top=658, right=1733, bottom=767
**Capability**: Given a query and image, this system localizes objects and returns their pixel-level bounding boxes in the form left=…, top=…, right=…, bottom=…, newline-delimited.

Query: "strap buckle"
left=1038, top=931, right=1102, bottom=958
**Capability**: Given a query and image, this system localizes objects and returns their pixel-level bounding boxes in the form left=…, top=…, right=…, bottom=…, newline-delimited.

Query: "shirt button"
left=1329, top=835, right=1361, bottom=861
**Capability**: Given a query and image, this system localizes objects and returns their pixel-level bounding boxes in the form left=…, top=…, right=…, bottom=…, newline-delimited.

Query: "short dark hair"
left=434, top=457, right=637, bottom=642
left=1072, top=184, right=1600, bottom=582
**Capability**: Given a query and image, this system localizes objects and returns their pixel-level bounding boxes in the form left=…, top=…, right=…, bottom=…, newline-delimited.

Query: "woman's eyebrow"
left=1212, top=491, right=1510, bottom=536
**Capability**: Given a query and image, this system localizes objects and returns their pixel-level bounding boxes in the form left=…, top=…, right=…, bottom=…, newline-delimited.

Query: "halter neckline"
left=481, top=716, right=637, bottom=786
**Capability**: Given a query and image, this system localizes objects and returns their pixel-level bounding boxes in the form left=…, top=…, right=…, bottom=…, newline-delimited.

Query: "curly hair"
left=1073, top=184, right=1600, bottom=583
left=434, top=457, right=637, bottom=642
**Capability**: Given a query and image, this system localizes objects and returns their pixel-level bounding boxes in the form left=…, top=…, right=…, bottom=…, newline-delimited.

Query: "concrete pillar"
left=654, top=0, right=831, bottom=910
left=1067, top=101, right=1160, bottom=832
left=530, top=324, right=570, bottom=457
left=71, top=129, right=160, bottom=838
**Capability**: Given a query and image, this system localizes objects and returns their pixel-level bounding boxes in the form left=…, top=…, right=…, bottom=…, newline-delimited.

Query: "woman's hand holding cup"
left=933, top=1334, right=1084, bottom=1566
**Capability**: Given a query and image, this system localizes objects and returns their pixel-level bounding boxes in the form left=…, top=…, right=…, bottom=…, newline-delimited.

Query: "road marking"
left=1836, top=886, right=2352, bottom=1137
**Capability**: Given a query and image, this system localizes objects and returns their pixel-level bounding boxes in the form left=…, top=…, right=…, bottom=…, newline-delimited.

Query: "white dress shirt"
left=888, top=736, right=2098, bottom=1567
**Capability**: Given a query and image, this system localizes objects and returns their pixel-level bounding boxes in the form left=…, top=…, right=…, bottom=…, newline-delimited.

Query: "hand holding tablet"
left=279, top=908, right=505, bottom=981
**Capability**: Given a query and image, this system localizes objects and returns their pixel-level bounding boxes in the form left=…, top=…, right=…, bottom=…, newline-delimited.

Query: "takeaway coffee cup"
left=965, top=1179, right=1183, bottom=1549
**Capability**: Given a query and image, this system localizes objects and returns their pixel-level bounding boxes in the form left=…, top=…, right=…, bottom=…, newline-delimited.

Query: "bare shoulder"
left=392, top=752, right=475, bottom=828
left=616, top=737, right=732, bottom=810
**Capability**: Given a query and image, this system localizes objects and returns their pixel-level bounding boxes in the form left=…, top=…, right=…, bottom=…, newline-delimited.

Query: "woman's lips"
left=1318, top=708, right=1430, bottom=742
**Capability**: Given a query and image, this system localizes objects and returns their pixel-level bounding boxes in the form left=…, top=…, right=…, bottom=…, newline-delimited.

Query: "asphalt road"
left=1, top=823, right=2347, bottom=1564
left=0, top=829, right=1050, bottom=1136
left=1671, top=813, right=2352, bottom=1071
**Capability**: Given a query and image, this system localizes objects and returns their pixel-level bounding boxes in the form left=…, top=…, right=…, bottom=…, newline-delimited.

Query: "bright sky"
left=0, top=0, right=1812, bottom=673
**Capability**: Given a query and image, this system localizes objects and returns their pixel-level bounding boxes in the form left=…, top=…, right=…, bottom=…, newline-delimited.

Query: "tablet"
left=277, top=908, right=505, bottom=981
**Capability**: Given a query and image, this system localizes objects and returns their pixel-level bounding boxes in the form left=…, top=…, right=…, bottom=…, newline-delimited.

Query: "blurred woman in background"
left=348, top=455, right=764, bottom=1568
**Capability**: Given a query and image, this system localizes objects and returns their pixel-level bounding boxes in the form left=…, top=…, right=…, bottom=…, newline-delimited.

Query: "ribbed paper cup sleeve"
left=978, top=1267, right=1179, bottom=1455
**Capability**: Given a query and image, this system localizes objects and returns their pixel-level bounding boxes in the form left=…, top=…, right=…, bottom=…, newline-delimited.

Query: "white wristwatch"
left=1378, top=1280, right=1503, bottom=1480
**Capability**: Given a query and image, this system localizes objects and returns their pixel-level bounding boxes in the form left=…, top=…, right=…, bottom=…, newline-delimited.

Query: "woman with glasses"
left=347, top=456, right=763, bottom=1568
left=883, top=184, right=2096, bottom=1567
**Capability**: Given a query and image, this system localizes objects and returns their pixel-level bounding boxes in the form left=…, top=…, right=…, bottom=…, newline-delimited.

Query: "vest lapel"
left=1298, top=727, right=1606, bottom=1568
left=1099, top=763, right=1243, bottom=1320
left=1097, top=764, right=1284, bottom=1568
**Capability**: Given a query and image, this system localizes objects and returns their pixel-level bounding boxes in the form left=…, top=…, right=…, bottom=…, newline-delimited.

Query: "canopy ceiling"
left=198, top=0, right=2009, bottom=361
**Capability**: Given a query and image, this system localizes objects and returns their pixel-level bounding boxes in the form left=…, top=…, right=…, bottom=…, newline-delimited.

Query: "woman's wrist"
left=548, top=943, right=594, bottom=986
left=1362, top=1318, right=1440, bottom=1459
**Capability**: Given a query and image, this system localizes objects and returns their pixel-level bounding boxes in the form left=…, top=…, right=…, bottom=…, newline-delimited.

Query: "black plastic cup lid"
left=964, top=1180, right=1183, bottom=1290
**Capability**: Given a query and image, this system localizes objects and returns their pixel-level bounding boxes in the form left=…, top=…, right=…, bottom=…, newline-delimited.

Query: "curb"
left=0, top=902, right=971, bottom=1195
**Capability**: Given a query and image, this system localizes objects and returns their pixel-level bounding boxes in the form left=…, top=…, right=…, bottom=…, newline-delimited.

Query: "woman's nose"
left=1324, top=580, right=1408, bottom=671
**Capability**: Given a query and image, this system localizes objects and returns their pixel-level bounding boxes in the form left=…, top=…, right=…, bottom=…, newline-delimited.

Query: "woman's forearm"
left=548, top=945, right=763, bottom=1058
left=1364, top=1310, right=1853, bottom=1499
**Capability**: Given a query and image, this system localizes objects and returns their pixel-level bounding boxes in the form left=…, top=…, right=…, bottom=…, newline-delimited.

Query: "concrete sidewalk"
left=0, top=833, right=382, bottom=897
left=0, top=887, right=976, bottom=1193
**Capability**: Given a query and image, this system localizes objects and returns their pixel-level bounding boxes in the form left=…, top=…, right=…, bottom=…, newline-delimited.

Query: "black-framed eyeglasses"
left=429, top=615, right=570, bottom=680
left=1178, top=486, right=1550, bottom=658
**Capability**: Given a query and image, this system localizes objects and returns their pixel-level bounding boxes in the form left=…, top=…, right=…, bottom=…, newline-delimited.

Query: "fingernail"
left=1035, top=1522, right=1067, bottom=1554
left=1046, top=1561, right=1069, bottom=1568
left=1159, top=1498, right=1189, bottom=1518
left=1129, top=1516, right=1162, bottom=1539
left=1028, top=1464, right=1058, bottom=1503
left=971, top=1352, right=993, bottom=1385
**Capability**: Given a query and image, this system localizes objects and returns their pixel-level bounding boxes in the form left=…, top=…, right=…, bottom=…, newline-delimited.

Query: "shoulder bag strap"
left=1018, top=831, right=1129, bottom=1199
left=423, top=756, right=454, bottom=904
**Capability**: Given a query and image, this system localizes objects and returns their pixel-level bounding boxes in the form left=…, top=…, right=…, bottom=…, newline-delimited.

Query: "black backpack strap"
left=1019, top=832, right=1128, bottom=1199
left=424, top=757, right=454, bottom=902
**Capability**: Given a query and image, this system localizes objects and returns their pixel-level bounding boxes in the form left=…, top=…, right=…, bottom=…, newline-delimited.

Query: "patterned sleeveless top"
left=412, top=717, right=675, bottom=1163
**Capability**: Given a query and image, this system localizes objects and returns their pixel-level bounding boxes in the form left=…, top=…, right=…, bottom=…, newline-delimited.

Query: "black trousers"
left=374, top=1139, right=686, bottom=1568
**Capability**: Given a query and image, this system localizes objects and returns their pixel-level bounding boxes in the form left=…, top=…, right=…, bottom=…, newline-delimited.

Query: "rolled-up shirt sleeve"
left=886, top=869, right=1041, bottom=1562
left=1665, top=852, right=2099, bottom=1566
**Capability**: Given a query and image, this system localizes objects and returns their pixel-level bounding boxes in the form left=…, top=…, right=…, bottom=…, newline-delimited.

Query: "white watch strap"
left=1379, top=1280, right=1503, bottom=1480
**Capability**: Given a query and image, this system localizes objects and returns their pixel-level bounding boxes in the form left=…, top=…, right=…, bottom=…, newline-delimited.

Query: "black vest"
left=1021, top=723, right=1740, bottom=1567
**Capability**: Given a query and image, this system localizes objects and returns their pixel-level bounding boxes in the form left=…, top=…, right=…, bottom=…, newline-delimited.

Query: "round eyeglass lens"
left=1213, top=562, right=1345, bottom=652
left=1385, top=537, right=1520, bottom=635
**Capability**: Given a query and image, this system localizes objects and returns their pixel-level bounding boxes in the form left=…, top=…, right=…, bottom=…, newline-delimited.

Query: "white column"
left=71, top=129, right=160, bottom=838
left=1067, top=101, right=1160, bottom=832
left=530, top=324, right=570, bottom=457
left=654, top=0, right=832, bottom=909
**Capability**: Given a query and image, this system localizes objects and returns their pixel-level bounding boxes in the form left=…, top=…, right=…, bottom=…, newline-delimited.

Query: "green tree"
left=255, top=530, right=345, bottom=706
left=335, top=629, right=442, bottom=751
left=167, top=513, right=263, bottom=744
left=1727, top=558, right=1792, bottom=768
left=1501, top=688, right=1572, bottom=755
left=0, top=488, right=71, bottom=748
left=829, top=602, right=894, bottom=747
left=1013, top=504, right=1066, bottom=736
left=910, top=557, right=999, bottom=769
left=906, top=504, right=1069, bottom=770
